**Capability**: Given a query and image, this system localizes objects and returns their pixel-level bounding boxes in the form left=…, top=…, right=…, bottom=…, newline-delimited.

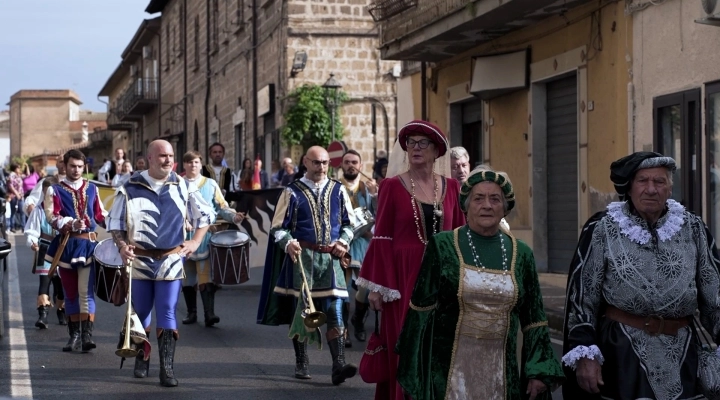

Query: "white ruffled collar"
left=606, top=199, right=685, bottom=245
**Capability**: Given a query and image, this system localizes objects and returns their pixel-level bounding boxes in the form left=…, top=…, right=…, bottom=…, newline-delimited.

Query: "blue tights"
left=132, top=279, right=182, bottom=330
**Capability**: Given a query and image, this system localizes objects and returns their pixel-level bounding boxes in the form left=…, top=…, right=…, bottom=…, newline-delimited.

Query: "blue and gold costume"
left=257, top=176, right=358, bottom=384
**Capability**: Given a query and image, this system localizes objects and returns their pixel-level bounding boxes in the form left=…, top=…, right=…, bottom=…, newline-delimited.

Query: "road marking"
left=550, top=337, right=564, bottom=346
left=7, top=236, right=33, bottom=399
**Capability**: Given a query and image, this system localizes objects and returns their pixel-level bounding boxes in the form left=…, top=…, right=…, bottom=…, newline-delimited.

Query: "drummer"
left=181, top=150, right=245, bottom=327
left=339, top=150, right=377, bottom=347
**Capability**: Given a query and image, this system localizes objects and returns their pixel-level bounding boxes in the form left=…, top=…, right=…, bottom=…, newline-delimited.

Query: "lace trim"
left=355, top=277, right=401, bottom=302
left=364, top=344, right=387, bottom=355
left=372, top=236, right=392, bottom=241
left=521, top=321, right=548, bottom=333
left=606, top=199, right=685, bottom=245
left=561, top=345, right=605, bottom=371
left=409, top=301, right=436, bottom=312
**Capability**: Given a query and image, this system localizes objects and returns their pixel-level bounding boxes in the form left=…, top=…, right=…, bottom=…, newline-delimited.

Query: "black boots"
left=181, top=286, right=197, bottom=324
left=62, top=321, right=81, bottom=352
left=57, top=308, right=67, bottom=325
left=158, top=329, right=178, bottom=387
left=200, top=284, right=220, bottom=327
left=342, top=302, right=352, bottom=348
left=35, top=306, right=49, bottom=329
left=81, top=319, right=96, bottom=353
left=292, top=338, right=311, bottom=379
left=134, top=349, right=150, bottom=378
left=328, top=328, right=357, bottom=385
left=351, top=300, right=369, bottom=342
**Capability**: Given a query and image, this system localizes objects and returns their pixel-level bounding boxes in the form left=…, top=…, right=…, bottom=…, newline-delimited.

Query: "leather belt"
left=298, top=240, right=335, bottom=253
left=69, top=232, right=97, bottom=241
left=605, top=306, right=690, bottom=336
left=134, top=246, right=183, bottom=260
left=40, top=233, right=55, bottom=242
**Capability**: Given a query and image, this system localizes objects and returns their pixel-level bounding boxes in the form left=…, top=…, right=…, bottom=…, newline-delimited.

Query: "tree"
left=282, top=84, right=348, bottom=149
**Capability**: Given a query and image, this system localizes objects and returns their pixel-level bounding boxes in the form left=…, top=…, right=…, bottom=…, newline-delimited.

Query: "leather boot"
left=328, top=328, right=357, bottom=385
left=181, top=286, right=197, bottom=324
left=134, top=349, right=150, bottom=378
left=80, top=319, right=96, bottom=353
left=57, top=308, right=67, bottom=325
left=158, top=329, right=178, bottom=387
left=292, top=338, right=311, bottom=379
left=62, top=320, right=81, bottom=352
left=351, top=300, right=368, bottom=342
left=200, top=284, right=220, bottom=327
left=342, top=302, right=352, bottom=348
left=35, top=306, right=49, bottom=329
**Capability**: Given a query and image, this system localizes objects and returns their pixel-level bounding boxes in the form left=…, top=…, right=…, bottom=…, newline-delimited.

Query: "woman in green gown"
left=396, top=168, right=564, bottom=399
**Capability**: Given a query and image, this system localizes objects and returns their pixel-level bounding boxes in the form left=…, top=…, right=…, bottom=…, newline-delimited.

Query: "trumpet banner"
left=116, top=308, right=151, bottom=365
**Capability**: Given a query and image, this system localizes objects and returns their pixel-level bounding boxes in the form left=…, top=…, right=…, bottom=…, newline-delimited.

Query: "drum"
left=352, top=207, right=375, bottom=238
left=93, top=239, right=126, bottom=304
left=209, top=231, right=250, bottom=285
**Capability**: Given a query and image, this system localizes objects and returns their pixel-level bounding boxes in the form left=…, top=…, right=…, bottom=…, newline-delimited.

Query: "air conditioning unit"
left=696, top=0, right=720, bottom=26
left=143, top=46, right=154, bottom=60
left=130, top=65, right=138, bottom=77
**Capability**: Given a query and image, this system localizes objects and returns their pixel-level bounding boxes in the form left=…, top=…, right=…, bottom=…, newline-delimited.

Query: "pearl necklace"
left=466, top=226, right=509, bottom=294
left=410, top=173, right=441, bottom=245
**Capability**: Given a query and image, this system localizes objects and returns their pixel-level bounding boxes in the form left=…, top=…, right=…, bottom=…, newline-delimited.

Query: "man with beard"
left=339, top=150, right=377, bottom=346
left=43, top=150, right=107, bottom=353
left=201, top=143, right=233, bottom=194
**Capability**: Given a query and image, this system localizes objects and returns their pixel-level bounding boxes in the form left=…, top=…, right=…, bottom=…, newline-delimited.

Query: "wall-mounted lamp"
left=290, top=51, right=308, bottom=77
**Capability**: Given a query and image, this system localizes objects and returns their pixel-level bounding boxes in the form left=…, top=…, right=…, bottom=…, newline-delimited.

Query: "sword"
left=47, top=232, right=70, bottom=279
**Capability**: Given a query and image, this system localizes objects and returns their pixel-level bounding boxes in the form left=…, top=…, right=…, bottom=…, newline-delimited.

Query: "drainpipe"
left=420, top=62, right=427, bottom=120
left=205, top=0, right=211, bottom=161
left=252, top=0, right=258, bottom=156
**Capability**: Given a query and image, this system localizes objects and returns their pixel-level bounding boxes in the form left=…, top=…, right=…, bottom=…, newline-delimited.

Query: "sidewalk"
left=538, top=273, right=567, bottom=334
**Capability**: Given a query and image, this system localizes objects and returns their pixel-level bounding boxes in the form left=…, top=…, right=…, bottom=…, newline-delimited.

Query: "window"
left=176, top=4, right=184, bottom=56
left=235, top=124, right=244, bottom=171
left=653, top=89, right=701, bottom=213
left=165, top=24, right=170, bottom=71
left=171, top=26, right=176, bottom=64
left=211, top=0, right=219, bottom=54
left=193, top=16, right=200, bottom=70
left=706, top=82, right=720, bottom=240
left=233, top=0, right=244, bottom=32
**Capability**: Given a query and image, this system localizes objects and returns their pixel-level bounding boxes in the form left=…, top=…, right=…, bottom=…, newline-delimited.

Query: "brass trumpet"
left=116, top=261, right=138, bottom=358
left=297, top=255, right=327, bottom=329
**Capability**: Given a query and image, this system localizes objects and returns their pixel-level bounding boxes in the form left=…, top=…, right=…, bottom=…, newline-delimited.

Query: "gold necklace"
left=410, top=173, right=440, bottom=245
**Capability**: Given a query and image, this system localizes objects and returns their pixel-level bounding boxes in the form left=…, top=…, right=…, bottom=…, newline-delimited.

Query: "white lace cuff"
left=355, top=277, right=401, bottom=302
left=561, top=345, right=605, bottom=370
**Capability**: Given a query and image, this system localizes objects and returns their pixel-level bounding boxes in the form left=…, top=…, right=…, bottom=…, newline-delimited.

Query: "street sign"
left=328, top=140, right=347, bottom=168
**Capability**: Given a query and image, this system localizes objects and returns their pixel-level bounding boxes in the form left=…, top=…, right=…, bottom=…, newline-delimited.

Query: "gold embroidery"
left=409, top=301, right=436, bottom=312
left=364, top=345, right=387, bottom=355
left=296, top=182, right=323, bottom=243
left=522, top=321, right=548, bottom=333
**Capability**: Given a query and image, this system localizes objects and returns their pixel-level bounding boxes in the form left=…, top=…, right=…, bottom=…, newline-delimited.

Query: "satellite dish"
left=702, top=0, right=718, bottom=15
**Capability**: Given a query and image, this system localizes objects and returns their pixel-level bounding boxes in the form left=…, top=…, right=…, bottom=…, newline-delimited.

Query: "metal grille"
left=368, top=0, right=418, bottom=22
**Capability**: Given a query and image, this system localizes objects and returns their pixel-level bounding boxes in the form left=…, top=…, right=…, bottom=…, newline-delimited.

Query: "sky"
left=0, top=1, right=157, bottom=111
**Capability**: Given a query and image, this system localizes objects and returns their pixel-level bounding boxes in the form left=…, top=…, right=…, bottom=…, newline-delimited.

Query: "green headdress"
left=459, top=168, right=516, bottom=214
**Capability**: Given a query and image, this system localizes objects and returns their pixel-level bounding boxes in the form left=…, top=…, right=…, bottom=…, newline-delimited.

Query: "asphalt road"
left=0, top=234, right=567, bottom=399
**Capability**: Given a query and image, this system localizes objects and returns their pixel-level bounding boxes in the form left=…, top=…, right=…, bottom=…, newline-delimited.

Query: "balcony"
left=117, top=77, right=158, bottom=121
left=376, top=0, right=593, bottom=61
left=89, top=129, right=113, bottom=146
left=107, top=110, right=134, bottom=131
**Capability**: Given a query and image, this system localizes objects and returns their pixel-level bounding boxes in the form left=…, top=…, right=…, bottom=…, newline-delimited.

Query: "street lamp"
left=322, top=73, right=342, bottom=143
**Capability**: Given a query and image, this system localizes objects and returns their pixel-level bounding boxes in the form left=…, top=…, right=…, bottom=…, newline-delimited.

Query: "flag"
left=252, top=154, right=262, bottom=190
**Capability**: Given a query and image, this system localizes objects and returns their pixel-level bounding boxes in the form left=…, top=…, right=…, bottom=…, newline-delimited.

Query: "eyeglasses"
left=308, top=159, right=329, bottom=167
left=406, top=138, right=433, bottom=149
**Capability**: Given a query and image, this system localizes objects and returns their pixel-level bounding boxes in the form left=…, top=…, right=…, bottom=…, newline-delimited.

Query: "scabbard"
left=47, top=233, right=70, bottom=278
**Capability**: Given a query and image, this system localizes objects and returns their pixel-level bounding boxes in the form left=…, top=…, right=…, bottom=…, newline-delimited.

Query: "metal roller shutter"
left=546, top=75, right=578, bottom=273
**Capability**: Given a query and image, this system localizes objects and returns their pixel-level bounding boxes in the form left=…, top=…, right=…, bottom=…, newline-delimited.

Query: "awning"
left=470, top=49, right=529, bottom=100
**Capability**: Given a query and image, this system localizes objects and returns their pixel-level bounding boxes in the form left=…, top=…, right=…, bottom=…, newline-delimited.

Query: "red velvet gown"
left=357, top=175, right=466, bottom=400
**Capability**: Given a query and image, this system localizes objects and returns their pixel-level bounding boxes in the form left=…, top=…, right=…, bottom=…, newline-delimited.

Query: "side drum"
left=209, top=231, right=250, bottom=285
left=93, top=239, right=126, bottom=305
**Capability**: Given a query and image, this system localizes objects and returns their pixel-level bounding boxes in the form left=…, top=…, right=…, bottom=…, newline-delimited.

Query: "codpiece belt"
left=604, top=306, right=691, bottom=337
left=297, top=240, right=335, bottom=253
left=134, top=246, right=183, bottom=260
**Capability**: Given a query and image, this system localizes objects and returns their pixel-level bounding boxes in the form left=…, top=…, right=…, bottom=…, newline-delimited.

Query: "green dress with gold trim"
left=396, top=226, right=564, bottom=400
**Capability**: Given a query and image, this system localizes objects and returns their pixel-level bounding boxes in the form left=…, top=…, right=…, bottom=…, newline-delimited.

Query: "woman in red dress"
left=357, top=120, right=466, bottom=400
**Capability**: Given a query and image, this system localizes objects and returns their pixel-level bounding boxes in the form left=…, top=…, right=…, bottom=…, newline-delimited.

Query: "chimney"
left=81, top=121, right=89, bottom=142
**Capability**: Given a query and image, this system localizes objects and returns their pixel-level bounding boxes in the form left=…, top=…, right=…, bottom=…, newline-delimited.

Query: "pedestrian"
left=563, top=151, right=720, bottom=399
left=239, top=158, right=253, bottom=190
left=24, top=156, right=66, bottom=217
left=355, top=120, right=466, bottom=400
left=107, top=148, right=126, bottom=181
left=8, top=163, right=25, bottom=232
left=180, top=150, right=245, bottom=327
left=24, top=175, right=65, bottom=329
left=280, top=162, right=296, bottom=186
left=449, top=146, right=470, bottom=183
left=110, top=161, right=133, bottom=188
left=107, top=140, right=214, bottom=386
left=257, top=146, right=357, bottom=385
left=43, top=149, right=107, bottom=353
left=338, top=149, right=377, bottom=345
left=396, top=166, right=564, bottom=399
left=202, top=142, right=234, bottom=194
left=134, top=157, right=147, bottom=171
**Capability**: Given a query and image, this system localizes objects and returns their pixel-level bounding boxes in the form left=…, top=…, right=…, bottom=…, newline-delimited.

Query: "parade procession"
left=7, top=0, right=720, bottom=399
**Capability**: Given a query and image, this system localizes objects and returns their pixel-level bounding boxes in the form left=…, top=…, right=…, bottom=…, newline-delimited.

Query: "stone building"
left=122, top=0, right=399, bottom=176
left=0, top=111, right=9, bottom=167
